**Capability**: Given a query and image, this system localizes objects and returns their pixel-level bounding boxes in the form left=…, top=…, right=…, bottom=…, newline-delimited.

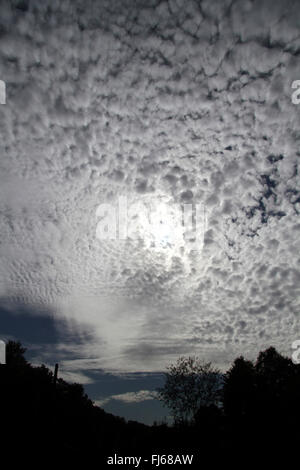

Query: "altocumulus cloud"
left=0, top=0, right=299, bottom=381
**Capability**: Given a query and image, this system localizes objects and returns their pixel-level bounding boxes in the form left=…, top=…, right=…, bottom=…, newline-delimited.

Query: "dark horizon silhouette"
left=1, top=340, right=299, bottom=465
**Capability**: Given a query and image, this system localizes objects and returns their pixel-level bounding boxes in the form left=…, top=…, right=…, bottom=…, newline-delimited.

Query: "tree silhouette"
left=157, top=356, right=222, bottom=424
left=222, top=346, right=300, bottom=457
left=6, top=340, right=28, bottom=368
left=223, top=355, right=256, bottom=419
left=255, top=347, right=300, bottom=423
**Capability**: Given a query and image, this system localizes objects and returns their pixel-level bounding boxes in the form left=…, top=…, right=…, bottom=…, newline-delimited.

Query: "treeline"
left=0, top=341, right=299, bottom=465
left=0, top=341, right=148, bottom=465
left=199, top=346, right=300, bottom=460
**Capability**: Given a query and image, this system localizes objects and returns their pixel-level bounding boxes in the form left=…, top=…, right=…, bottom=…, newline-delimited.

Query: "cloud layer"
left=0, top=0, right=300, bottom=377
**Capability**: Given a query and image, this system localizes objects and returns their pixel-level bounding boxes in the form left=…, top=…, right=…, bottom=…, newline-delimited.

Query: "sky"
left=0, top=0, right=300, bottom=424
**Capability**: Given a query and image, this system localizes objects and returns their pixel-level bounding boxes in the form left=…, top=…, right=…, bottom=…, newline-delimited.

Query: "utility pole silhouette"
left=53, top=363, right=59, bottom=387
left=0, top=340, right=5, bottom=365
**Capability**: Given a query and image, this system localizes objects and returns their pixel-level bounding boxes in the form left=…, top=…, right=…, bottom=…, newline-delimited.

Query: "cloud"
left=0, top=0, right=299, bottom=377
left=95, top=389, right=158, bottom=407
